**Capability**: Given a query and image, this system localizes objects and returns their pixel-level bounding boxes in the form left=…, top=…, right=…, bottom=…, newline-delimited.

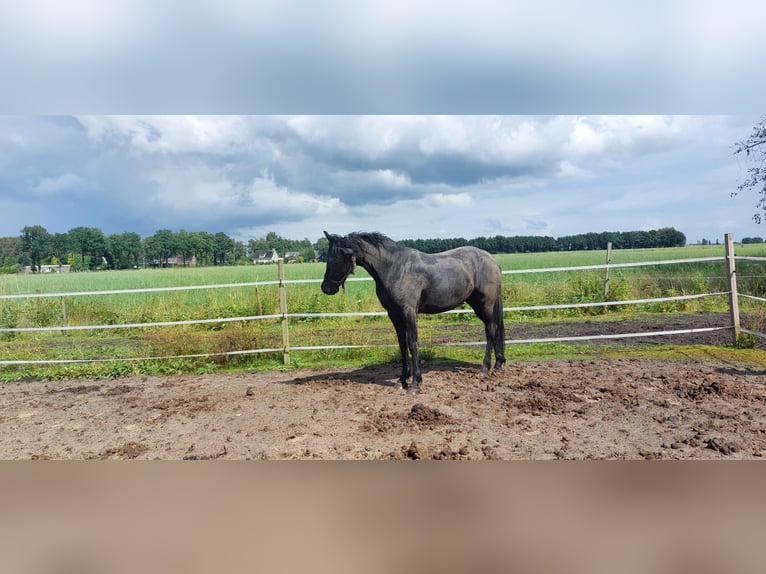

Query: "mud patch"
left=54, top=384, right=102, bottom=394
left=101, top=385, right=135, bottom=396
left=361, top=403, right=459, bottom=434
left=407, top=403, right=458, bottom=426
left=148, top=395, right=215, bottom=422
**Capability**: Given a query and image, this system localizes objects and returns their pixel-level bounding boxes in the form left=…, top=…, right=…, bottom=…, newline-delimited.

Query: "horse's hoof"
left=407, top=386, right=420, bottom=395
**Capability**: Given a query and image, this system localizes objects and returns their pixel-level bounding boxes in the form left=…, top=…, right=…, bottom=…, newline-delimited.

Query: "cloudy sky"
left=1, top=114, right=763, bottom=244
left=1, top=2, right=765, bottom=244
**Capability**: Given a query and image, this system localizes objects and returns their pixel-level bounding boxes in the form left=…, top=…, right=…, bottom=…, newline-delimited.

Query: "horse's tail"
left=494, top=284, right=505, bottom=343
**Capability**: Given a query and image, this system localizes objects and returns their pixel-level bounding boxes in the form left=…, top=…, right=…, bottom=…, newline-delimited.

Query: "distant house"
left=151, top=255, right=197, bottom=267
left=253, top=249, right=279, bottom=264
left=284, top=251, right=300, bottom=263
left=22, top=264, right=71, bottom=274
left=167, top=255, right=197, bottom=267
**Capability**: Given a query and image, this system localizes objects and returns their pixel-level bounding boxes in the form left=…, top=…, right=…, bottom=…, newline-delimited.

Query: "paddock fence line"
left=1, top=233, right=764, bottom=366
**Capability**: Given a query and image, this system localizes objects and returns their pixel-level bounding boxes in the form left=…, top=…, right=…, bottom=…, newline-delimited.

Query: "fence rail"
left=1, top=233, right=764, bottom=366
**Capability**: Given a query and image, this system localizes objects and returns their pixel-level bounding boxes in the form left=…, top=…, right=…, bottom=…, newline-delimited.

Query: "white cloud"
left=146, top=163, right=346, bottom=225
left=147, top=161, right=237, bottom=213
left=245, top=169, right=347, bottom=218
left=77, top=115, right=253, bottom=154
left=383, top=192, right=473, bottom=211
left=554, top=161, right=592, bottom=180
left=329, top=168, right=412, bottom=192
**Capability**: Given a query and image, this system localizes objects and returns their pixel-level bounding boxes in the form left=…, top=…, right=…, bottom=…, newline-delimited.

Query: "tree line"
left=1, top=225, right=688, bottom=274
left=400, top=227, right=687, bottom=254
left=0, top=226, right=319, bottom=273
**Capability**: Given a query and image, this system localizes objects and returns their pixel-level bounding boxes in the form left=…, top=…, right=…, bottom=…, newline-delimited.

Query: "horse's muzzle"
left=321, top=281, right=339, bottom=295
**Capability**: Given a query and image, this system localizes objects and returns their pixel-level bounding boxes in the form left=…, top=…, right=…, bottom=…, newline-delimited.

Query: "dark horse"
left=321, top=231, right=505, bottom=393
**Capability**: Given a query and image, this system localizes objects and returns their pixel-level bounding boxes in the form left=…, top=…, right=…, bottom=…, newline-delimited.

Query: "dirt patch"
left=55, top=384, right=102, bottom=395
left=1, top=353, right=764, bottom=459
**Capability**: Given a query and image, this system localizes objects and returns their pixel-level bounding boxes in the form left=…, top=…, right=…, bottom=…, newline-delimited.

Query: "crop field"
left=1, top=243, right=765, bottom=382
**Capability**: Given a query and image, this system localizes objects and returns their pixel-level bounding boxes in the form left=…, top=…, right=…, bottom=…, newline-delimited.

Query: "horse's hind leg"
left=481, top=322, right=496, bottom=374
left=467, top=293, right=495, bottom=374
left=492, top=290, right=506, bottom=370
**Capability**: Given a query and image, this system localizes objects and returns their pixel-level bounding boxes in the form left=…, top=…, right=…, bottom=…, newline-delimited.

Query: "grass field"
left=1, top=243, right=764, bottom=381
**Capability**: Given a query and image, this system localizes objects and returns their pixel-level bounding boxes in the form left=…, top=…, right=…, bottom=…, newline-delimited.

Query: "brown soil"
left=2, top=356, right=764, bottom=460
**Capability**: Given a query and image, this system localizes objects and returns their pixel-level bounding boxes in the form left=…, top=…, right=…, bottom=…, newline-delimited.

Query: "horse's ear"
left=323, top=230, right=334, bottom=241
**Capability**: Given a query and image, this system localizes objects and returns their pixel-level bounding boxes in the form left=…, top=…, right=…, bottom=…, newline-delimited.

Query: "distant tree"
left=733, top=116, right=766, bottom=224
left=315, top=236, right=330, bottom=262
left=657, top=227, right=686, bottom=247
left=49, top=232, right=71, bottom=264
left=194, top=231, right=216, bottom=265
left=20, top=225, right=51, bottom=272
left=143, top=229, right=177, bottom=266
left=742, top=236, right=764, bottom=244
left=299, top=242, right=317, bottom=262
left=17, top=252, right=32, bottom=268
left=213, top=232, right=234, bottom=265
left=106, top=232, right=142, bottom=269
left=175, top=230, right=199, bottom=266
left=0, top=236, right=22, bottom=267
left=68, top=226, right=106, bottom=270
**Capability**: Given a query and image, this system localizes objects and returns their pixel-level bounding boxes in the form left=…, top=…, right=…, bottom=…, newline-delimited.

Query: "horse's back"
left=434, top=246, right=501, bottom=281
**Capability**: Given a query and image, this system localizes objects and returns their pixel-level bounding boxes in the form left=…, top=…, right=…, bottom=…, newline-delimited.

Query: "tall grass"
left=1, top=243, right=764, bottom=380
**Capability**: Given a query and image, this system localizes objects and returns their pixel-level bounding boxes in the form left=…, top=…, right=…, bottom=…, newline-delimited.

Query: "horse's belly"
left=418, top=290, right=469, bottom=314
left=419, top=302, right=458, bottom=314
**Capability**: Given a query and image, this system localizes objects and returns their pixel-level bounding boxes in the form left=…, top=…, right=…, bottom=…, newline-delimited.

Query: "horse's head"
left=321, top=231, right=357, bottom=295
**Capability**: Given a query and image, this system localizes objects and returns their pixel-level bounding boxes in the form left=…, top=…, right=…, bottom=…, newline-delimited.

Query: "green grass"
left=1, top=243, right=764, bottom=381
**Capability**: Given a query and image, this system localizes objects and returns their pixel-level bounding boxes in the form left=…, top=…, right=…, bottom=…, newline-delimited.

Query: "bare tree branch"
left=733, top=116, right=766, bottom=224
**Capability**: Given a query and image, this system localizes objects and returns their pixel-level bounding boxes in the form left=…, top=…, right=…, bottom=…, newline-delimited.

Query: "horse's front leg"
left=404, top=309, right=422, bottom=394
left=388, top=311, right=410, bottom=389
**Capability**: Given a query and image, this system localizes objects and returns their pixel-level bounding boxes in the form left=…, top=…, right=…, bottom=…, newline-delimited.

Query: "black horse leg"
left=404, top=309, right=422, bottom=393
left=388, top=311, right=410, bottom=389
left=481, top=321, right=496, bottom=374
left=493, top=291, right=506, bottom=370
left=467, top=293, right=494, bottom=373
left=492, top=324, right=506, bottom=370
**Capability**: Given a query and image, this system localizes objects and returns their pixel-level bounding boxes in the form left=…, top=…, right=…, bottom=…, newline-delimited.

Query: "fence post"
left=724, top=233, right=741, bottom=345
left=60, top=296, right=68, bottom=336
left=278, top=258, right=291, bottom=365
left=604, top=242, right=613, bottom=299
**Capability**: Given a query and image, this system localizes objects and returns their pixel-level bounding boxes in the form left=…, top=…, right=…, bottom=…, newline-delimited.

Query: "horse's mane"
left=346, top=231, right=397, bottom=249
